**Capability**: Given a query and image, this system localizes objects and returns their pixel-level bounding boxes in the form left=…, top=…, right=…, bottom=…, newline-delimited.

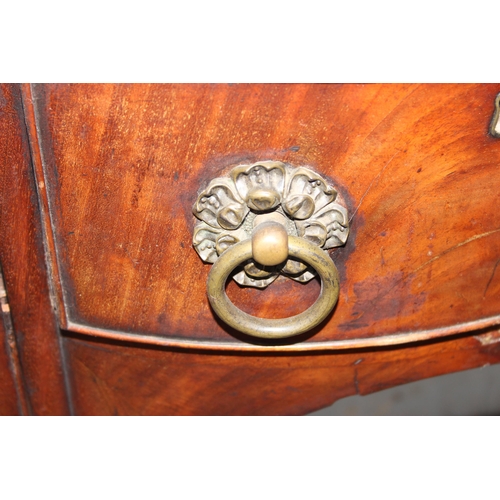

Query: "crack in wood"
left=483, top=258, right=500, bottom=298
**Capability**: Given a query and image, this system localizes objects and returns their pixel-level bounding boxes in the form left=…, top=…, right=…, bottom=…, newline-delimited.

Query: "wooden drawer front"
left=27, top=84, right=500, bottom=350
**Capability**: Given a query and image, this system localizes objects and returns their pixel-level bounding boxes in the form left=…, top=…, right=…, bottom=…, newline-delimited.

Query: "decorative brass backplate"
left=192, top=161, right=349, bottom=288
left=490, top=93, right=500, bottom=138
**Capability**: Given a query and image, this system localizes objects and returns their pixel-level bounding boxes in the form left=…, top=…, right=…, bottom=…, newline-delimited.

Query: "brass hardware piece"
left=490, top=93, right=500, bottom=138
left=207, top=236, right=340, bottom=339
left=192, top=161, right=348, bottom=339
left=251, top=221, right=289, bottom=266
left=193, top=161, right=349, bottom=288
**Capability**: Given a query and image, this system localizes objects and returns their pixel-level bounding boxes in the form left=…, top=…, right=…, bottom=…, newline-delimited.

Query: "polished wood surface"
left=64, top=327, right=500, bottom=415
left=26, top=84, right=500, bottom=349
left=1, top=83, right=499, bottom=415
left=0, top=284, right=21, bottom=416
left=0, top=84, right=69, bottom=415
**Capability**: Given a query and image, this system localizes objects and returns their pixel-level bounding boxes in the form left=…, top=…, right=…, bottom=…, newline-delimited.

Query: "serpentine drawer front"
left=24, top=83, right=500, bottom=350
left=1, top=83, right=500, bottom=415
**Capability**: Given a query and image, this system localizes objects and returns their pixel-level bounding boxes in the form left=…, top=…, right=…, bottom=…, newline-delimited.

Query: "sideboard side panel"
left=0, top=84, right=70, bottom=415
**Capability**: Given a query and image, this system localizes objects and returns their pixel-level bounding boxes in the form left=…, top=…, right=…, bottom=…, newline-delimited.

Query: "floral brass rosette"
left=192, top=161, right=349, bottom=288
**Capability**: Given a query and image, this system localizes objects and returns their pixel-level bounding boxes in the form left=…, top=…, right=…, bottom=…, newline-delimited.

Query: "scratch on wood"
left=483, top=258, right=500, bottom=298
left=412, top=228, right=500, bottom=276
left=348, top=229, right=500, bottom=312
left=351, top=84, right=421, bottom=154
left=349, top=151, right=399, bottom=223
left=354, top=367, right=360, bottom=394
left=475, top=330, right=500, bottom=346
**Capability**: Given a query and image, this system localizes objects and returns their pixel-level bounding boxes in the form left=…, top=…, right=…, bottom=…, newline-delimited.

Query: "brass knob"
left=251, top=221, right=289, bottom=267
left=206, top=232, right=340, bottom=339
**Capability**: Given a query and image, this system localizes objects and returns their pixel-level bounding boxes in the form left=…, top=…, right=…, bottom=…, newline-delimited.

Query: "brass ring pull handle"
left=192, top=161, right=350, bottom=341
left=207, top=231, right=340, bottom=339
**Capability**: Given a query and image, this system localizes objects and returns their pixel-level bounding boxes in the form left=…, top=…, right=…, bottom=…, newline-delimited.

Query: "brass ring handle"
left=207, top=235, right=340, bottom=339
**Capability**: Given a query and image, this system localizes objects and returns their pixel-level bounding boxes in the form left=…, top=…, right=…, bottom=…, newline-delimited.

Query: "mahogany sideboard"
left=1, top=83, right=500, bottom=415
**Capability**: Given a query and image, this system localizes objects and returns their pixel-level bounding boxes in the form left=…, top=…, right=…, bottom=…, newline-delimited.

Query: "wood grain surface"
left=2, top=83, right=500, bottom=415
left=0, top=274, right=22, bottom=415
left=0, top=84, right=70, bottom=415
left=27, top=84, right=500, bottom=350
left=64, top=326, right=500, bottom=415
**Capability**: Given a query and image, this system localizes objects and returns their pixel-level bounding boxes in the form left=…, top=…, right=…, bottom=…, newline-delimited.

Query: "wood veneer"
left=1, top=83, right=499, bottom=415
left=25, top=84, right=500, bottom=349
left=0, top=84, right=69, bottom=415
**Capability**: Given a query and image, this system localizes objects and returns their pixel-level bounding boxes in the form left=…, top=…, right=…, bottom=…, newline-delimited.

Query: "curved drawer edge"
left=65, top=314, right=500, bottom=352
